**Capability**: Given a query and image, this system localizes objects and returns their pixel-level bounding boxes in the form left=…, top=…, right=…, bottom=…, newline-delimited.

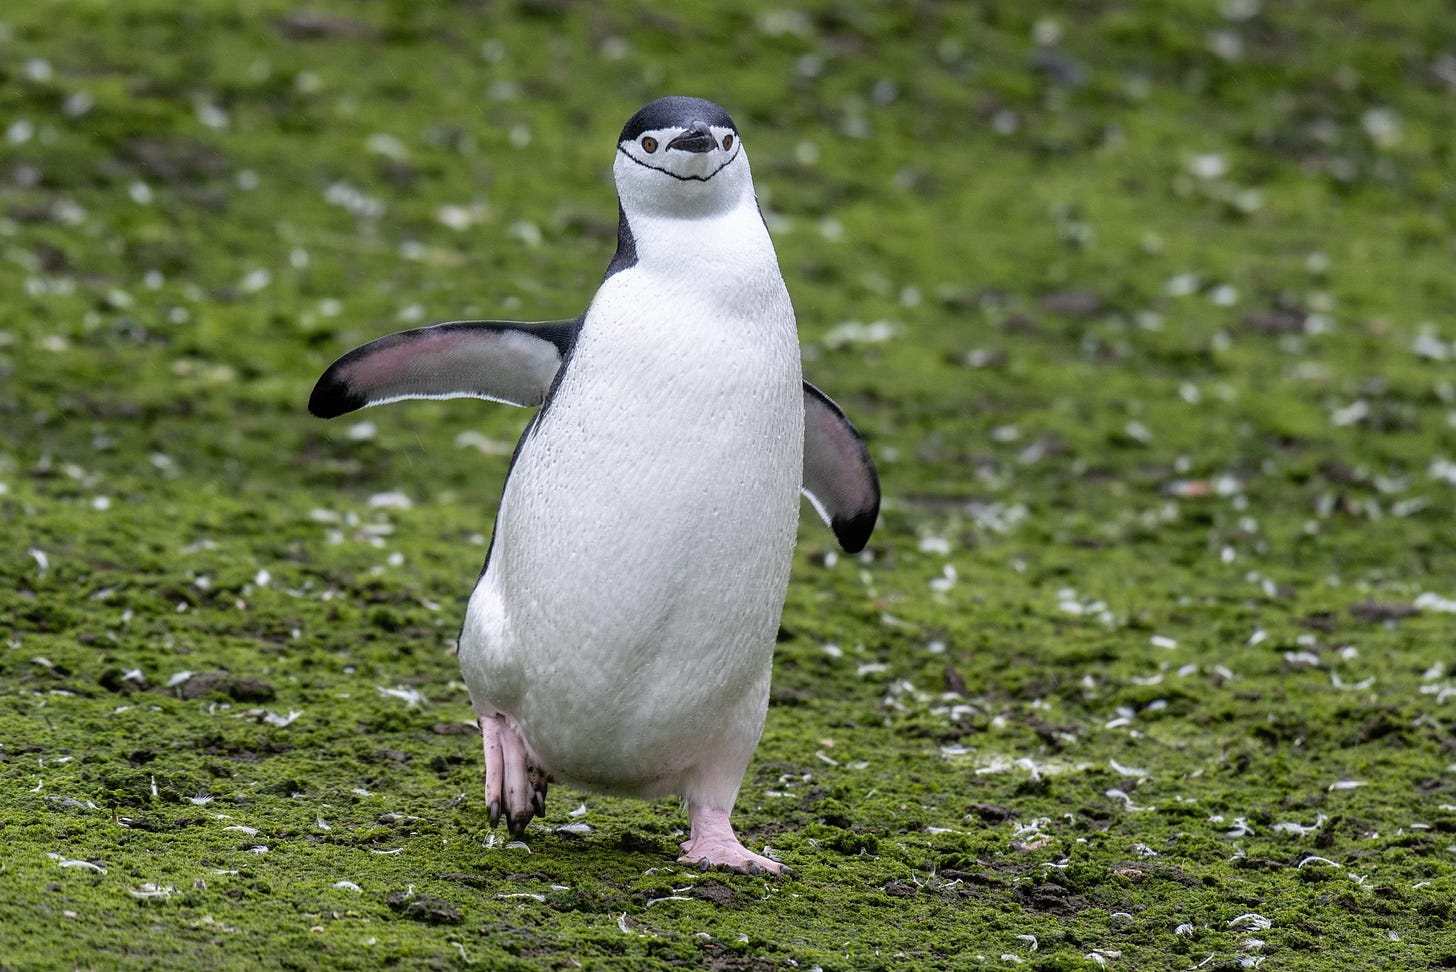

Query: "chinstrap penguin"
left=309, top=96, right=879, bottom=874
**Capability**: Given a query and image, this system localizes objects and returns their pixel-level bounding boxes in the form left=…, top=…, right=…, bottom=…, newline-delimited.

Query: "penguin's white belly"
left=459, top=282, right=803, bottom=797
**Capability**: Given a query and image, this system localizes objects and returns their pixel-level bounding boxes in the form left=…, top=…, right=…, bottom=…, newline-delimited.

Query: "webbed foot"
left=479, top=713, right=548, bottom=837
left=677, top=803, right=790, bottom=876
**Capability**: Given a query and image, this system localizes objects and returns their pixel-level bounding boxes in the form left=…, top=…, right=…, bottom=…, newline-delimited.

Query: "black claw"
left=532, top=789, right=546, bottom=817
left=487, top=799, right=501, bottom=828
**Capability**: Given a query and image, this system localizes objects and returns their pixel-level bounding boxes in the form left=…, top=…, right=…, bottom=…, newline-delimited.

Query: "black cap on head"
left=619, top=96, right=737, bottom=143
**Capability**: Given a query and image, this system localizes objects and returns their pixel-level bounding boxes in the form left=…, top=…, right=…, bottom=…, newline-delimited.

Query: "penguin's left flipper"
left=802, top=382, right=880, bottom=553
left=308, top=319, right=582, bottom=418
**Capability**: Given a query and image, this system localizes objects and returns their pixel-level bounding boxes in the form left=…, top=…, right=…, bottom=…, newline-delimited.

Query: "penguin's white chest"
left=459, top=226, right=803, bottom=794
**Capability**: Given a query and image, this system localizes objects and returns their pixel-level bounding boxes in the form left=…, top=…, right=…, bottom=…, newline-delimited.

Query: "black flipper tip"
left=307, top=377, right=366, bottom=419
left=833, top=508, right=879, bottom=554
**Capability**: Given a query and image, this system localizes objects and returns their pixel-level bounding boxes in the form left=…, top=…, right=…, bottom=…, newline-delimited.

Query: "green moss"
left=3, top=0, right=1455, bottom=968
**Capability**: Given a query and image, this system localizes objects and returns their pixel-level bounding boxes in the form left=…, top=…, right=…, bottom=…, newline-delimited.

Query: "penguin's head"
left=613, top=96, right=752, bottom=219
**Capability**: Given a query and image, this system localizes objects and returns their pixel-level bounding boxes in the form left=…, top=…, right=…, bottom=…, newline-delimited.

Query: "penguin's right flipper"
left=308, top=319, right=582, bottom=418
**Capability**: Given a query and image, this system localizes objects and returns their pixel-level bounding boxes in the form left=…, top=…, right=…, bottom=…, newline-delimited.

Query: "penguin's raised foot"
left=480, top=713, right=549, bottom=837
left=678, top=804, right=791, bottom=876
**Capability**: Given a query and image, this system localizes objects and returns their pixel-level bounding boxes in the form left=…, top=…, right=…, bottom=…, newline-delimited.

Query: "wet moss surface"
left=3, top=1, right=1455, bottom=968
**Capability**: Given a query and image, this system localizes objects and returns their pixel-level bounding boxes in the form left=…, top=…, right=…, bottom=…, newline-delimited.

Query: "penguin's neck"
left=625, top=203, right=780, bottom=296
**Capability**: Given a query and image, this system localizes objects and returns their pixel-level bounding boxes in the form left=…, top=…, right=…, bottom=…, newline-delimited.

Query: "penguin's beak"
left=667, top=123, right=715, bottom=154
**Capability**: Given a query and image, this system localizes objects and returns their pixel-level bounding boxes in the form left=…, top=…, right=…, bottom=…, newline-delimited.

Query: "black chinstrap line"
left=616, top=144, right=739, bottom=182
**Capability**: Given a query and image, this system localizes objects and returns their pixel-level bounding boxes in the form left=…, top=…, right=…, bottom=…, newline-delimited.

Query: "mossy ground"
left=3, top=1, right=1454, bottom=969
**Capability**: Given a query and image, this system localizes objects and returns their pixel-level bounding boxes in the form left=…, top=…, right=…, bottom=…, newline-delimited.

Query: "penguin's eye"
left=722, top=134, right=734, bottom=150
left=640, top=136, right=658, bottom=153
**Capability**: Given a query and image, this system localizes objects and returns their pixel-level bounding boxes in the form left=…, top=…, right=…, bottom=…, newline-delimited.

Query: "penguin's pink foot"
left=480, top=714, right=548, bottom=837
left=677, top=804, right=789, bottom=875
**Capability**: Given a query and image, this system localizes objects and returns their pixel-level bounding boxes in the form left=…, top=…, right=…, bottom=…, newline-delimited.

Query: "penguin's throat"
left=630, top=208, right=775, bottom=272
